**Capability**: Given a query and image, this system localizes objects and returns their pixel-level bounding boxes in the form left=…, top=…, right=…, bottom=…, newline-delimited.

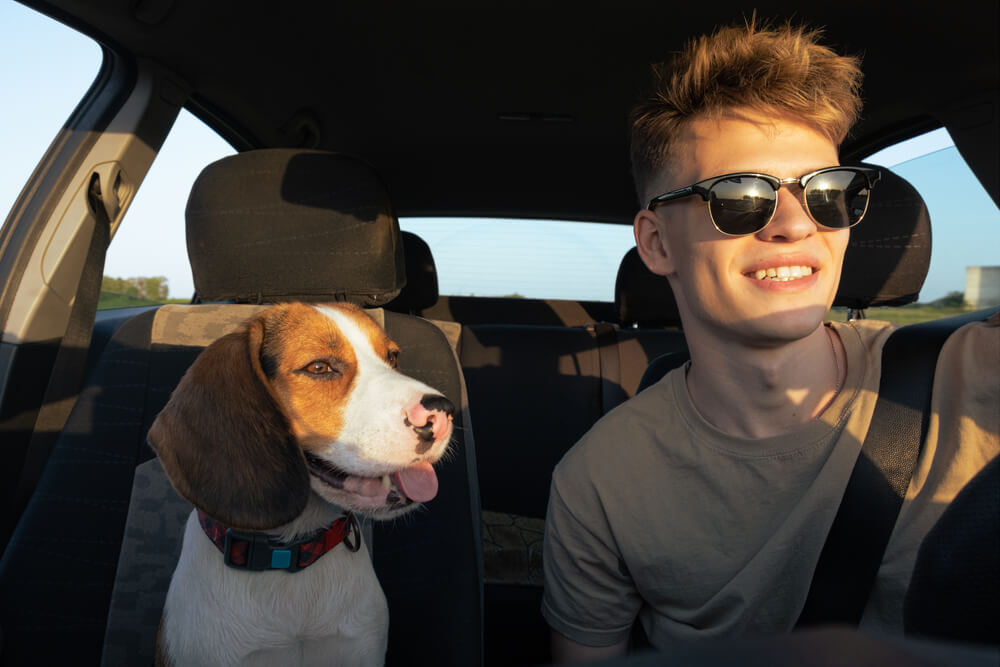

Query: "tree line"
left=101, top=275, right=169, bottom=300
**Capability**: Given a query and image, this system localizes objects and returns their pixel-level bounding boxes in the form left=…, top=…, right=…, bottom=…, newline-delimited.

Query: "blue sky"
left=3, top=1, right=998, bottom=303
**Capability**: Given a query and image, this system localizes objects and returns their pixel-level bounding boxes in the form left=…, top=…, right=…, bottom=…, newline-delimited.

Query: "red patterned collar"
left=197, top=509, right=360, bottom=573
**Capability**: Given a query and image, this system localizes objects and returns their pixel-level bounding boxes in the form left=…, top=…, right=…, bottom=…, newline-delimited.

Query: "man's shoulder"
left=828, top=317, right=895, bottom=338
left=828, top=317, right=896, bottom=361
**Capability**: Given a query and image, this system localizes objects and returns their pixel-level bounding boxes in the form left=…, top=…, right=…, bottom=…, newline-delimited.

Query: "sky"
left=2, top=1, right=998, bottom=303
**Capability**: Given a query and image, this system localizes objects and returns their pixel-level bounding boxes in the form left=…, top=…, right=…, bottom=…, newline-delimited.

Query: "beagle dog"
left=148, top=302, right=454, bottom=667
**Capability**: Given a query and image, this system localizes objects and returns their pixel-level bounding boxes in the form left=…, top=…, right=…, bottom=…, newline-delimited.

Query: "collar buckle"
left=222, top=528, right=302, bottom=573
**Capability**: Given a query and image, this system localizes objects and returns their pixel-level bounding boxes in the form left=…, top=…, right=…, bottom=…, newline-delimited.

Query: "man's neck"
left=684, top=325, right=845, bottom=439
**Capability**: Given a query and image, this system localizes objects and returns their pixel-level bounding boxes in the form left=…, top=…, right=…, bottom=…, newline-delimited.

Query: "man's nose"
left=756, top=187, right=816, bottom=242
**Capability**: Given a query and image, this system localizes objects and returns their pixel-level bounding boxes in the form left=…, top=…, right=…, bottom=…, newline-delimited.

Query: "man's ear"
left=634, top=209, right=675, bottom=276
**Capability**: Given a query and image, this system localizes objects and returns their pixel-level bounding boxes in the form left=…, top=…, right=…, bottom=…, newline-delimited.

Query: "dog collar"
left=197, top=509, right=361, bottom=573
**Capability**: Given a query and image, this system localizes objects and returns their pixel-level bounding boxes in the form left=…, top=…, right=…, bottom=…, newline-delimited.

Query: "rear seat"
left=388, top=230, right=688, bottom=664
left=465, top=248, right=687, bottom=521
left=391, top=240, right=686, bottom=520
left=605, top=246, right=688, bottom=403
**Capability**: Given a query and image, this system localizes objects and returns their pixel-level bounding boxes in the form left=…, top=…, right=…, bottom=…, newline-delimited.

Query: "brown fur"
left=147, top=303, right=371, bottom=530
left=261, top=306, right=357, bottom=450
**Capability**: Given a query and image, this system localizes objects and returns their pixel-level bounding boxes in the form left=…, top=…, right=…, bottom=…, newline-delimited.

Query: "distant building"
left=965, top=266, right=1000, bottom=308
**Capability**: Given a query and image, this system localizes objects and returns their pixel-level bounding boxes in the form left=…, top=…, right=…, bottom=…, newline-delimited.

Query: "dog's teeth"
left=381, top=474, right=391, bottom=491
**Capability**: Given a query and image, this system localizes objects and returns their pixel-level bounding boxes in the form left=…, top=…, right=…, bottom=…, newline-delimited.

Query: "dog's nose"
left=420, top=394, right=455, bottom=418
left=405, top=394, right=455, bottom=452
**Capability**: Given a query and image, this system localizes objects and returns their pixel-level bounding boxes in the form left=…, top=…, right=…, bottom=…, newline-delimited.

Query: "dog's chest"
left=163, top=512, right=387, bottom=665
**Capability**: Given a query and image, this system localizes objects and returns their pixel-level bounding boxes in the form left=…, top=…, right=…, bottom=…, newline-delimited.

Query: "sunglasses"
left=646, top=166, right=881, bottom=236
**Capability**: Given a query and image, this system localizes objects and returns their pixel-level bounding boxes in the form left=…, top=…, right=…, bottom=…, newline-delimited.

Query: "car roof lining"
left=19, top=0, right=1000, bottom=224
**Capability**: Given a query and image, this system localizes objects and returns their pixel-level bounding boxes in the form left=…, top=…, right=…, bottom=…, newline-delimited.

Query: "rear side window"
left=863, top=128, right=1000, bottom=322
left=101, top=111, right=234, bottom=308
left=0, top=5, right=235, bottom=310
left=399, top=218, right=636, bottom=302
left=0, top=4, right=101, bottom=227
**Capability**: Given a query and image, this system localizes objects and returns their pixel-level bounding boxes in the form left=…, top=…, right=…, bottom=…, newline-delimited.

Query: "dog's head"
left=148, top=302, right=454, bottom=529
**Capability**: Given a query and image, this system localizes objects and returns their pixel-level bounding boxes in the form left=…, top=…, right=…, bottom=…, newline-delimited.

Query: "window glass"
left=0, top=3, right=101, bottom=226
left=0, top=5, right=234, bottom=310
left=399, top=218, right=636, bottom=301
left=101, top=111, right=235, bottom=308
left=862, top=127, right=1000, bottom=322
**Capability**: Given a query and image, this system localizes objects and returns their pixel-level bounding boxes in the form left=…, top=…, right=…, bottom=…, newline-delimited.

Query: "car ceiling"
left=22, top=0, right=1000, bottom=224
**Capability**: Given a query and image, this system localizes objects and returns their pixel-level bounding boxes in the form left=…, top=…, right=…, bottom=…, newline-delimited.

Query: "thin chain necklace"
left=826, top=325, right=844, bottom=403
left=806, top=326, right=844, bottom=421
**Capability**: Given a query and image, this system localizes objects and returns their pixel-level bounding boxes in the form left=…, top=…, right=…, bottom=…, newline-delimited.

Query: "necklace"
left=827, top=325, right=844, bottom=398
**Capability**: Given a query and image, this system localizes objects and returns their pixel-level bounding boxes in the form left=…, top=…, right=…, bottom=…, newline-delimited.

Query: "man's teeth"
left=752, top=265, right=813, bottom=281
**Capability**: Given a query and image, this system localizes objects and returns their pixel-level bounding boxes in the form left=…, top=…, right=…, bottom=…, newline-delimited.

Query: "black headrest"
left=615, top=165, right=931, bottom=325
left=834, top=164, right=931, bottom=308
left=614, top=247, right=681, bottom=328
left=387, top=231, right=439, bottom=313
left=186, top=149, right=405, bottom=305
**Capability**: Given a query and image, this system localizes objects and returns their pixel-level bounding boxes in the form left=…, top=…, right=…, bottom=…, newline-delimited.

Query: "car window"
left=0, top=4, right=235, bottom=311
left=101, top=111, right=234, bottom=309
left=400, top=218, right=636, bottom=301
left=861, top=128, right=1000, bottom=323
left=0, top=3, right=101, bottom=228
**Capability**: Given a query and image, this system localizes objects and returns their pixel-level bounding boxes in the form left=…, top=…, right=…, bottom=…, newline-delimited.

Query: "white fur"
left=314, top=305, right=451, bottom=474
left=162, top=499, right=387, bottom=667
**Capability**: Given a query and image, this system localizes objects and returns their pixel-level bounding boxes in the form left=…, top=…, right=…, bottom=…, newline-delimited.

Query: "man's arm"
left=543, top=445, right=642, bottom=661
left=551, top=630, right=628, bottom=664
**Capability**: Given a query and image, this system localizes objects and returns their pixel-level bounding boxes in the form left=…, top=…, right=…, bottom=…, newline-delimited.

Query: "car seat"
left=0, top=149, right=483, bottom=666
left=386, top=231, right=440, bottom=316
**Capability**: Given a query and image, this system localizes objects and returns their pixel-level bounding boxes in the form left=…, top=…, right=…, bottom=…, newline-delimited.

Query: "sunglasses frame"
left=646, top=166, right=881, bottom=236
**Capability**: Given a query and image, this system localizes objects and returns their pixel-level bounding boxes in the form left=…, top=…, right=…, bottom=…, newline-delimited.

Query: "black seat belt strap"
left=587, top=322, right=626, bottom=414
left=796, top=309, right=995, bottom=627
left=14, top=173, right=112, bottom=505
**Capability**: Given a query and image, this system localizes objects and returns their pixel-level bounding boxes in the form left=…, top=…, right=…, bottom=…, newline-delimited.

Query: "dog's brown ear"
left=148, top=314, right=310, bottom=530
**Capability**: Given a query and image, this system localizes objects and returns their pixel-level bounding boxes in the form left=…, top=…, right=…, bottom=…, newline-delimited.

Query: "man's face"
left=634, top=111, right=848, bottom=348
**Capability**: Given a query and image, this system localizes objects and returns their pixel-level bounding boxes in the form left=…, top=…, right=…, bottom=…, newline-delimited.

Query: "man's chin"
left=736, top=304, right=831, bottom=346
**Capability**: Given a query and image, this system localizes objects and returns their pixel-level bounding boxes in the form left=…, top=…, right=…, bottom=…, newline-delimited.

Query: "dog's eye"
left=387, top=349, right=399, bottom=367
left=304, top=361, right=334, bottom=375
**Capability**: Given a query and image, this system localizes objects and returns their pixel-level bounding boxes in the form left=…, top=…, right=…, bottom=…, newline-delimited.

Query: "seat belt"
left=587, top=322, right=627, bottom=414
left=796, top=308, right=998, bottom=627
left=13, top=173, right=112, bottom=511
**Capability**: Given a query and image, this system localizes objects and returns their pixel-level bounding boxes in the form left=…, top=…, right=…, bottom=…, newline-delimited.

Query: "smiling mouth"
left=303, top=451, right=439, bottom=509
left=304, top=452, right=411, bottom=507
left=746, top=265, right=815, bottom=282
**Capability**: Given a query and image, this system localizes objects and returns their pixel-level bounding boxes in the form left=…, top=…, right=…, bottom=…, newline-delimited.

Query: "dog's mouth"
left=304, top=452, right=439, bottom=509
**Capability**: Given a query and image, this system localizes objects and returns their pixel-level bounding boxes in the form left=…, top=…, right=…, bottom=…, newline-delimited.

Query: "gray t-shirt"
left=543, top=320, right=902, bottom=647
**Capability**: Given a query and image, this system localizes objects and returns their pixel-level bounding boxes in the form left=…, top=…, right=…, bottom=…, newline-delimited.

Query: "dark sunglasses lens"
left=708, top=176, right=777, bottom=235
left=805, top=169, right=872, bottom=228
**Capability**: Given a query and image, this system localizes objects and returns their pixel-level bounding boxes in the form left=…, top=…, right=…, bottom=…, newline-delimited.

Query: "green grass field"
left=827, top=305, right=983, bottom=326
left=98, top=292, right=190, bottom=310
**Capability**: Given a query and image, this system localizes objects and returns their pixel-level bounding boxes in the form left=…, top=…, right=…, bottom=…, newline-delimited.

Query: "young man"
left=541, top=21, right=999, bottom=662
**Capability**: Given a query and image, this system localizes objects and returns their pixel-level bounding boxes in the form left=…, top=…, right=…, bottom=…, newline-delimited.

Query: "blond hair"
left=630, top=20, right=863, bottom=203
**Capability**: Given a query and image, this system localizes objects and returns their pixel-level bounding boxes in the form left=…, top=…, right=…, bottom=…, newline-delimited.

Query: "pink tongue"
left=392, top=461, right=439, bottom=503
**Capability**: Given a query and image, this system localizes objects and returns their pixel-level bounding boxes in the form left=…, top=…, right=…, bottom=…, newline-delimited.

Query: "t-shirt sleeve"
left=541, top=455, right=642, bottom=647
